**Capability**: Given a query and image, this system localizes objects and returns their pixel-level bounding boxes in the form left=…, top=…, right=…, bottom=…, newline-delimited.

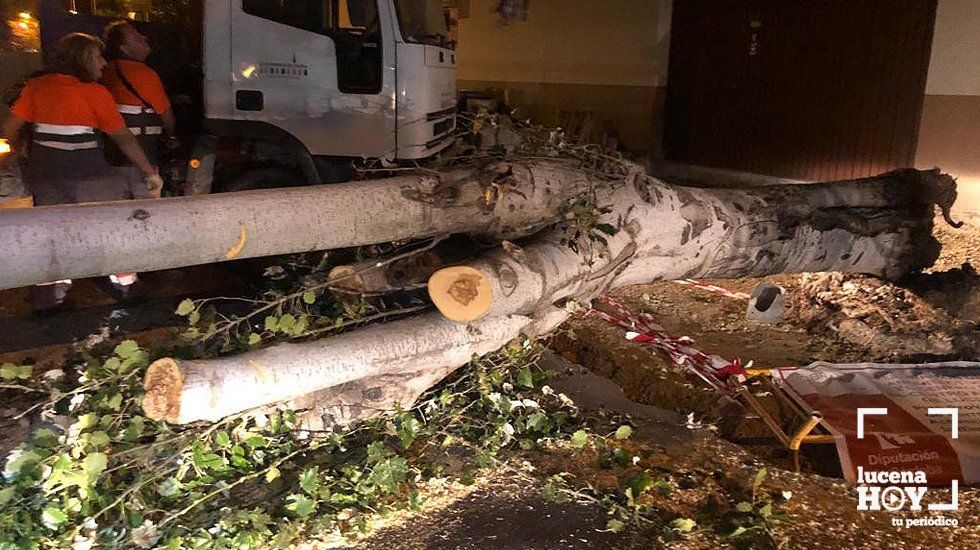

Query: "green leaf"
left=652, top=479, right=673, bottom=495
left=76, top=413, right=99, bottom=431
left=0, top=363, right=17, bottom=380
left=278, top=314, right=296, bottom=333
left=0, top=486, right=16, bottom=506
left=735, top=501, right=753, bottom=513
left=595, top=223, right=617, bottom=236
left=102, top=357, right=122, bottom=373
left=118, top=354, right=147, bottom=374
left=157, top=477, right=181, bottom=497
left=176, top=299, right=196, bottom=316
left=30, top=428, right=60, bottom=448
left=302, top=291, right=317, bottom=305
left=290, top=315, right=310, bottom=336
left=214, top=431, right=231, bottom=449
left=87, top=431, right=110, bottom=449
left=285, top=494, right=316, bottom=518
left=752, top=467, right=767, bottom=495
left=569, top=430, right=589, bottom=449
left=612, top=447, right=631, bottom=468
left=629, top=472, right=654, bottom=498
left=248, top=333, right=262, bottom=346
left=614, top=425, right=633, bottom=440
left=670, top=517, right=696, bottom=533
left=265, top=466, right=281, bottom=483
left=365, top=441, right=390, bottom=464
left=264, top=316, right=279, bottom=332
left=541, top=483, right=570, bottom=504
left=41, top=507, right=68, bottom=530
left=606, top=518, right=626, bottom=533
left=114, top=340, right=141, bottom=360
left=83, top=452, right=108, bottom=479
left=124, top=417, right=145, bottom=442
left=525, top=411, right=550, bottom=433
left=369, top=457, right=408, bottom=494
left=516, top=367, right=534, bottom=388
left=188, top=310, right=201, bottom=325
left=103, top=393, right=123, bottom=411
left=1, top=363, right=32, bottom=380
left=299, top=467, right=320, bottom=495
left=730, top=526, right=748, bottom=537
left=397, top=416, right=421, bottom=449
left=244, top=435, right=266, bottom=448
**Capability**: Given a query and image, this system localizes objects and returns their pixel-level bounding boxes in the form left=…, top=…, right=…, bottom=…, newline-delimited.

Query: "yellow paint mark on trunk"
left=226, top=225, right=247, bottom=260
left=248, top=360, right=272, bottom=386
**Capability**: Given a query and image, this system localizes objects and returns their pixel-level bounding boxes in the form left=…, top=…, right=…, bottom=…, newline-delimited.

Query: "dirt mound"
left=789, top=266, right=979, bottom=361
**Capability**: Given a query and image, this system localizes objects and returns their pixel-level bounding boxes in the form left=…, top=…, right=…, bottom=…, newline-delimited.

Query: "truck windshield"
left=394, top=0, right=453, bottom=49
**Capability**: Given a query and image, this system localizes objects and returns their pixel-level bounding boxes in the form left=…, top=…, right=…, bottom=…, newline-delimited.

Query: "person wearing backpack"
left=101, top=20, right=177, bottom=174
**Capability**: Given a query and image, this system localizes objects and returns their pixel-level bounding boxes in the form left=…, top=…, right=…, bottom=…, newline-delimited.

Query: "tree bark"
left=0, top=161, right=594, bottom=290
left=143, top=308, right=567, bottom=424
left=428, top=169, right=958, bottom=322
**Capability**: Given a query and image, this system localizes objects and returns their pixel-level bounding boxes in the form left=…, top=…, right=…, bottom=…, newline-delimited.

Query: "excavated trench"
left=549, top=219, right=980, bottom=480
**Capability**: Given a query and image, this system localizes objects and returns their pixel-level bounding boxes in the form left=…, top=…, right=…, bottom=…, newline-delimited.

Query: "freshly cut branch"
left=327, top=251, right=443, bottom=300
left=0, top=161, right=595, bottom=290
left=143, top=309, right=567, bottom=424
left=429, top=169, right=957, bottom=322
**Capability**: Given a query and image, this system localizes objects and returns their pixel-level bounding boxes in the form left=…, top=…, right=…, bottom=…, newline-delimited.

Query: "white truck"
left=34, top=0, right=457, bottom=192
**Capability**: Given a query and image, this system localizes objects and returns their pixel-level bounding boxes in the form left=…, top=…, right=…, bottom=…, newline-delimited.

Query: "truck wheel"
left=217, top=167, right=301, bottom=192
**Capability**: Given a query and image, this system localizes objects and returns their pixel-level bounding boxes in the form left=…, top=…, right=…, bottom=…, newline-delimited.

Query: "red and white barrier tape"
left=589, top=295, right=749, bottom=396
left=673, top=279, right=751, bottom=301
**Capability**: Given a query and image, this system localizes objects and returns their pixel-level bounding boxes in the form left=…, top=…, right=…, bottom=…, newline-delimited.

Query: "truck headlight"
left=0, top=139, right=11, bottom=155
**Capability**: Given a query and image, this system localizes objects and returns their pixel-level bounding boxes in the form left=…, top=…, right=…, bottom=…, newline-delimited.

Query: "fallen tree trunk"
left=143, top=309, right=567, bottom=424
left=429, top=169, right=958, bottom=322
left=142, top=165, right=960, bottom=424
left=0, top=161, right=594, bottom=290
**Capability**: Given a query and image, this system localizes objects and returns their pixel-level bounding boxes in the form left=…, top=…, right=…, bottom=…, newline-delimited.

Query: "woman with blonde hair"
left=0, top=32, right=162, bottom=311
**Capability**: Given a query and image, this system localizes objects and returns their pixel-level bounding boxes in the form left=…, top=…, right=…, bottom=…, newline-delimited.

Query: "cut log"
left=429, top=169, right=959, bottom=322
left=288, top=364, right=459, bottom=431
left=143, top=308, right=567, bottom=424
left=0, top=161, right=594, bottom=290
left=327, top=251, right=443, bottom=299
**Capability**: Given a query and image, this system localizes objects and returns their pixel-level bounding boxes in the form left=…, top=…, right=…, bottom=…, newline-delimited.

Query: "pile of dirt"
left=789, top=266, right=980, bottom=361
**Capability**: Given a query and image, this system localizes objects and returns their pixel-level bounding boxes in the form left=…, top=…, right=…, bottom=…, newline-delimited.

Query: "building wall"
left=916, top=0, right=980, bottom=214
left=456, top=0, right=672, bottom=152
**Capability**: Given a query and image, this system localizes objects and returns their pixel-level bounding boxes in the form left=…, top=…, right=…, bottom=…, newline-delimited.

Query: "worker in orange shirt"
left=0, top=33, right=161, bottom=311
left=102, top=20, right=176, bottom=170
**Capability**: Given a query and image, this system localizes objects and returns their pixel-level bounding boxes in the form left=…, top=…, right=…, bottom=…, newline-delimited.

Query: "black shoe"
left=100, top=277, right=147, bottom=305
left=30, top=283, right=71, bottom=316
left=112, top=281, right=147, bottom=305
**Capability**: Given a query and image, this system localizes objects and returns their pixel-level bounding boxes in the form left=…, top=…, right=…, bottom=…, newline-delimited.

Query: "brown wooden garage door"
left=664, top=0, right=938, bottom=181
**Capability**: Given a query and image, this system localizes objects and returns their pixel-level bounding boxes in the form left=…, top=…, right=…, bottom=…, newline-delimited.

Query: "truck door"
left=226, top=0, right=397, bottom=158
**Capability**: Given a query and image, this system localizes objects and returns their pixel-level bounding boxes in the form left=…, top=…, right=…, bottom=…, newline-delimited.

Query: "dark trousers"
left=28, top=170, right=141, bottom=310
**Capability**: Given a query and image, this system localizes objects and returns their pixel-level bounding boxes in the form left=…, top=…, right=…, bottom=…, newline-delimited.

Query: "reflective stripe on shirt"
left=117, top=104, right=156, bottom=115
left=129, top=126, right=164, bottom=136
left=34, top=140, right=100, bottom=151
left=34, top=123, right=95, bottom=136
left=32, top=123, right=99, bottom=150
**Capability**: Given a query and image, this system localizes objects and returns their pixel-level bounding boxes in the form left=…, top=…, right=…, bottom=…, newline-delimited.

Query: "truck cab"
left=36, top=0, right=457, bottom=190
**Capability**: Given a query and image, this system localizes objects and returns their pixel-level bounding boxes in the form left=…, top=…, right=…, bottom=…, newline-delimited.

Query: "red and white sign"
left=776, top=361, right=980, bottom=486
